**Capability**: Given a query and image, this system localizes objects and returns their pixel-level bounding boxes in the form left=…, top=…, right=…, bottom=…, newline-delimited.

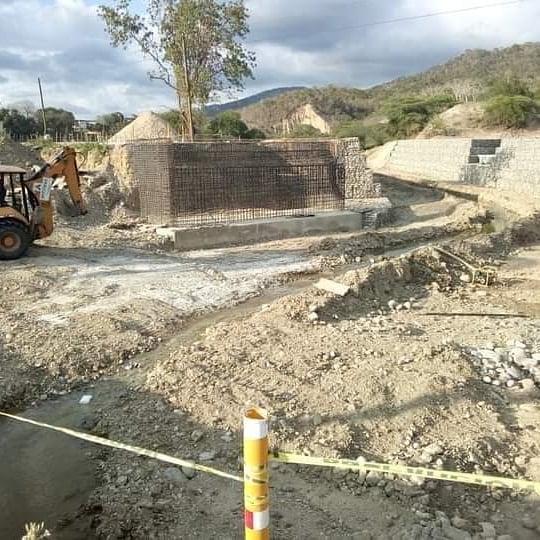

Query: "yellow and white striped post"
left=243, top=408, right=270, bottom=540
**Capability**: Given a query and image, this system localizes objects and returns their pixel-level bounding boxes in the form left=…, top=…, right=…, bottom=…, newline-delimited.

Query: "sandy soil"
left=1, top=177, right=539, bottom=539
left=83, top=233, right=540, bottom=540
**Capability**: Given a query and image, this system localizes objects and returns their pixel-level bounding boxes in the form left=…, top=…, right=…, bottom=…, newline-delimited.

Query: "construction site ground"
left=1, top=176, right=540, bottom=540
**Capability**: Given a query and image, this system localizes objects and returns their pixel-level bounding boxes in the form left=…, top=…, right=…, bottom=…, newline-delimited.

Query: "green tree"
left=37, top=108, right=75, bottom=137
left=96, top=112, right=126, bottom=134
left=386, top=100, right=430, bottom=137
left=159, top=109, right=185, bottom=133
left=0, top=109, right=39, bottom=138
left=99, top=0, right=255, bottom=139
left=335, top=121, right=391, bottom=149
left=484, top=95, right=538, bottom=128
left=207, top=111, right=249, bottom=138
left=245, top=128, right=266, bottom=139
left=159, top=108, right=209, bottom=134
left=287, top=124, right=324, bottom=138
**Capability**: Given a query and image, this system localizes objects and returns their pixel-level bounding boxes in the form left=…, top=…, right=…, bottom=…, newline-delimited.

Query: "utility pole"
left=38, top=77, right=47, bottom=137
left=181, top=34, right=194, bottom=141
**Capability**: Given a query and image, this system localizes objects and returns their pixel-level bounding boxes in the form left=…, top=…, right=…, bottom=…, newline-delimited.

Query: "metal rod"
left=19, top=173, right=30, bottom=219
left=38, top=77, right=47, bottom=136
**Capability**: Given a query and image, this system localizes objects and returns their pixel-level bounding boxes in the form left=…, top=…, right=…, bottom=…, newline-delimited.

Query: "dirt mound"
left=419, top=103, right=540, bottom=138
left=108, top=111, right=178, bottom=144
left=145, top=240, right=527, bottom=472
left=0, top=141, right=43, bottom=168
left=438, top=103, right=484, bottom=131
left=309, top=203, right=480, bottom=269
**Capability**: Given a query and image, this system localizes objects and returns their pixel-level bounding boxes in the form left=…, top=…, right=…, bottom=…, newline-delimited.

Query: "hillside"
left=232, top=42, right=540, bottom=138
left=371, top=42, right=540, bottom=101
left=205, top=87, right=305, bottom=116
left=239, top=86, right=372, bottom=134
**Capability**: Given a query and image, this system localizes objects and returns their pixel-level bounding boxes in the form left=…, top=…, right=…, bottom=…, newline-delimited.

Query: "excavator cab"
left=0, top=165, right=39, bottom=259
left=0, top=166, right=38, bottom=215
left=0, top=147, right=87, bottom=260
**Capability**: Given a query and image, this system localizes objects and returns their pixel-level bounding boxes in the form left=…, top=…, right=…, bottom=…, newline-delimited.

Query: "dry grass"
left=21, top=522, right=50, bottom=540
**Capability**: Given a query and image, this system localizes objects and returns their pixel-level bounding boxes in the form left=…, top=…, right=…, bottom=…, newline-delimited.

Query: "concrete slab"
left=159, top=210, right=370, bottom=251
left=314, top=278, right=350, bottom=296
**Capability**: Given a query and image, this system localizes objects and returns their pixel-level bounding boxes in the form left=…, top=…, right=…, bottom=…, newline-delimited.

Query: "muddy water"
left=0, top=396, right=98, bottom=539
left=0, top=236, right=465, bottom=538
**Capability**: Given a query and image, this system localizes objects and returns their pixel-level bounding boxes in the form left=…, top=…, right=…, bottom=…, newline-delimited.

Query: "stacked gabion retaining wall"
left=383, top=139, right=473, bottom=182
left=380, top=138, right=540, bottom=197
left=336, top=138, right=378, bottom=199
left=482, top=139, right=540, bottom=195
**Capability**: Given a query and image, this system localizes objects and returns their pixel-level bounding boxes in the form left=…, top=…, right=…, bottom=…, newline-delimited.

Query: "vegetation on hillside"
left=240, top=86, right=372, bottom=133
left=484, top=96, right=538, bottom=128
left=3, top=42, right=540, bottom=146
left=484, top=77, right=539, bottom=128
left=384, top=95, right=456, bottom=138
left=205, top=87, right=305, bottom=115
left=210, top=42, right=540, bottom=146
left=370, top=42, right=540, bottom=101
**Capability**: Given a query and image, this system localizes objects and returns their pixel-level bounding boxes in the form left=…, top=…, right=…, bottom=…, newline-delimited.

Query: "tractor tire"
left=0, top=220, right=31, bottom=260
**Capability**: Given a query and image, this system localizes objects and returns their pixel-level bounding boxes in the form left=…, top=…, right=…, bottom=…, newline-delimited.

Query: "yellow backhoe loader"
left=0, top=147, right=87, bottom=260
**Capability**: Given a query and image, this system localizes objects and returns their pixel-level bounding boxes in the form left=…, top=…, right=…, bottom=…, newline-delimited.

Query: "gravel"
left=466, top=341, right=540, bottom=389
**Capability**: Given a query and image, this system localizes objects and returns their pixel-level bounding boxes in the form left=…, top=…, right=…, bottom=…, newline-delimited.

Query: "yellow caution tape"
left=3, top=410, right=538, bottom=493
left=0, top=411, right=243, bottom=483
left=272, top=451, right=540, bottom=494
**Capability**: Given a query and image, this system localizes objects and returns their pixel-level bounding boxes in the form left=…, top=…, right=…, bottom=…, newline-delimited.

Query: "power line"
left=248, top=0, right=531, bottom=44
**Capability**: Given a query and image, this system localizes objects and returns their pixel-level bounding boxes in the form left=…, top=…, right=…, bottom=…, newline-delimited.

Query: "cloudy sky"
left=0, top=0, right=539, bottom=118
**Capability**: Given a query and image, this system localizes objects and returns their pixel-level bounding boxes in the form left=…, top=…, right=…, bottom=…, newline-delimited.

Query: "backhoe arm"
left=25, top=147, right=87, bottom=238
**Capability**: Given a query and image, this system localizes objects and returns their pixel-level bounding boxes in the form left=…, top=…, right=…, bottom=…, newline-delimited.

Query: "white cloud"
left=0, top=0, right=174, bottom=116
left=1, top=0, right=540, bottom=116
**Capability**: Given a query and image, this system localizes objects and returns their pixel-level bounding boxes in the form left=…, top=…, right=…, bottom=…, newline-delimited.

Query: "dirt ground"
left=0, top=141, right=43, bottom=169
left=1, top=175, right=540, bottom=540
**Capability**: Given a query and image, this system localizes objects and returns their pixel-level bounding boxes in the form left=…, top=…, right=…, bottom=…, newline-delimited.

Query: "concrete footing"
left=157, top=201, right=390, bottom=251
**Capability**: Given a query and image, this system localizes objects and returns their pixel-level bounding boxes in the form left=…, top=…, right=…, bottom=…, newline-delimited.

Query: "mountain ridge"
left=205, top=87, right=306, bottom=115
left=225, top=42, right=540, bottom=135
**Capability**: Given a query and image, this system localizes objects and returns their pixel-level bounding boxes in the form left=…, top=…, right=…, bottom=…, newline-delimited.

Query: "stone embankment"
left=372, top=138, right=540, bottom=198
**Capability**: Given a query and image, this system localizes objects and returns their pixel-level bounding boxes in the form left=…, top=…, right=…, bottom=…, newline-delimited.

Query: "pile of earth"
left=108, top=111, right=178, bottom=144
left=0, top=141, right=43, bottom=169
left=88, top=235, right=540, bottom=539
left=51, top=168, right=127, bottom=222
left=144, top=242, right=516, bottom=456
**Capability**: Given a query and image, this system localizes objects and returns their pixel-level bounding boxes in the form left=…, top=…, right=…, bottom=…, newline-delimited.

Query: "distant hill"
left=370, top=42, right=540, bottom=101
left=239, top=86, right=372, bottom=135
left=210, top=42, right=540, bottom=139
left=205, top=87, right=305, bottom=115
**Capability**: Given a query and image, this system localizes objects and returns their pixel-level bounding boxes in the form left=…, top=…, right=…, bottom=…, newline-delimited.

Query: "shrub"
left=488, top=77, right=533, bottom=99
left=484, top=95, right=538, bottom=128
left=287, top=124, right=324, bottom=138
left=335, top=121, right=392, bottom=148
left=422, top=117, right=456, bottom=137
left=384, top=95, right=456, bottom=138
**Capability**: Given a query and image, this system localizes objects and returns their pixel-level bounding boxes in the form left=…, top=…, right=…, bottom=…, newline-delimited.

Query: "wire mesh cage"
left=127, top=139, right=357, bottom=226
